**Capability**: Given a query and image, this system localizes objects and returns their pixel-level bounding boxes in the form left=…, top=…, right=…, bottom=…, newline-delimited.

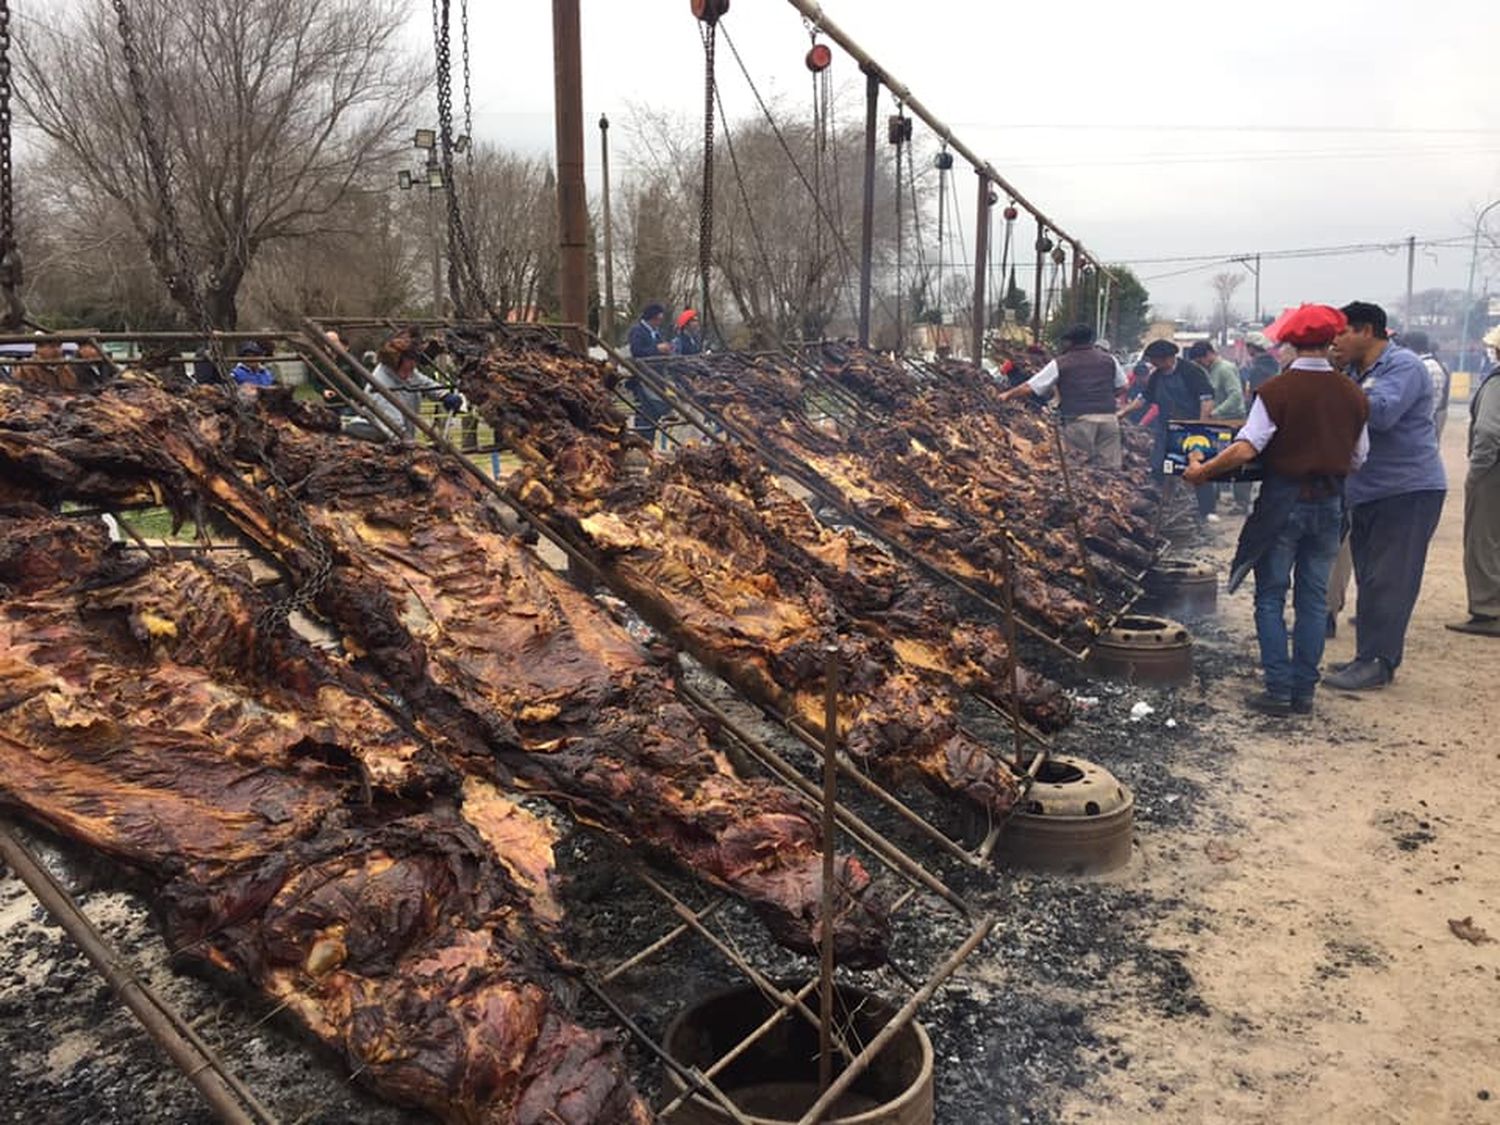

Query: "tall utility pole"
left=1460, top=200, right=1500, bottom=373
left=599, top=114, right=616, bottom=343
left=971, top=174, right=990, bottom=366
left=552, top=0, right=588, bottom=348
left=857, top=68, right=879, bottom=347
left=1405, top=235, right=1416, bottom=331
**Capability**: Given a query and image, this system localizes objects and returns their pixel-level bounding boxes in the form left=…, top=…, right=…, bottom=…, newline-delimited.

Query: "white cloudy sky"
left=438, top=0, right=1500, bottom=320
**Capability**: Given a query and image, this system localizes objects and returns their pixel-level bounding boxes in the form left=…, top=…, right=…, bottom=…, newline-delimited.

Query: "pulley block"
left=805, top=42, right=832, bottom=71
left=1003, top=205, right=1019, bottom=222
left=1051, top=246, right=1067, bottom=264
left=1036, top=235, right=1054, bottom=253
left=934, top=151, right=954, bottom=171
left=887, top=114, right=912, bottom=145
left=691, top=0, right=729, bottom=25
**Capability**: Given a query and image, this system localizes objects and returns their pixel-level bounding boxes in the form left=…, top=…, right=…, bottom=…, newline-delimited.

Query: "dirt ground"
left=1, top=411, right=1495, bottom=1124
left=1063, top=412, right=1500, bottom=1124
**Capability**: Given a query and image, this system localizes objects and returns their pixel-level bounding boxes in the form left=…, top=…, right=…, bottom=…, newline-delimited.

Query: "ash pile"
left=0, top=330, right=1182, bottom=1124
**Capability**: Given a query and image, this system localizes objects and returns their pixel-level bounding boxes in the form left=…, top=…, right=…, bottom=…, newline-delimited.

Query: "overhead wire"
left=718, top=22, right=898, bottom=335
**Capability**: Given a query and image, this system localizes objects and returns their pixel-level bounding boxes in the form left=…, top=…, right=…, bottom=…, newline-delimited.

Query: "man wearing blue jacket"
left=1324, top=301, right=1447, bottom=690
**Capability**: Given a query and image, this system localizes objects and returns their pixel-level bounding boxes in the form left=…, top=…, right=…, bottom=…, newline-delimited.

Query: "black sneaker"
left=1246, top=692, right=1292, bottom=716
left=1290, top=696, right=1314, bottom=715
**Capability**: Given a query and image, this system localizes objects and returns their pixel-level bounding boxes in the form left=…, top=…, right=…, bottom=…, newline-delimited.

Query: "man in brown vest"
left=1000, top=323, right=1127, bottom=467
left=1184, top=304, right=1370, bottom=715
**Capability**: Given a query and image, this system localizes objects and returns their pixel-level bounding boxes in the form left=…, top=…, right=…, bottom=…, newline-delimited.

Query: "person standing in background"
left=628, top=304, right=672, bottom=359
left=1240, top=331, right=1281, bottom=405
left=672, top=309, right=704, bottom=356
left=1399, top=331, right=1451, bottom=446
left=1187, top=340, right=1246, bottom=419
left=1447, top=324, right=1500, bottom=636
left=229, top=341, right=276, bottom=396
left=998, top=323, right=1128, bottom=468
left=1323, top=302, right=1446, bottom=691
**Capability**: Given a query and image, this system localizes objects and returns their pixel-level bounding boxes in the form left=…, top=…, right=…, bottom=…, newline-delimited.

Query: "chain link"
left=460, top=0, right=472, bottom=174
left=110, top=0, right=333, bottom=642
left=0, top=0, right=25, bottom=329
left=432, top=0, right=489, bottom=318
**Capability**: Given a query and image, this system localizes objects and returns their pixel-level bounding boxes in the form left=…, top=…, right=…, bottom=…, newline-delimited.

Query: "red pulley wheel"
left=806, top=43, right=833, bottom=72
left=691, top=0, right=729, bottom=24
left=1003, top=205, right=1019, bottom=221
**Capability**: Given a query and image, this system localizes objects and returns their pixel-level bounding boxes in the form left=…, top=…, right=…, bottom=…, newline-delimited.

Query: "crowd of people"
left=999, top=301, right=1499, bottom=714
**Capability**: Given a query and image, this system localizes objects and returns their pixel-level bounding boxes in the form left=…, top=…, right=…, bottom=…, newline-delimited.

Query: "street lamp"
left=1459, top=198, right=1500, bottom=373
left=398, top=128, right=468, bottom=319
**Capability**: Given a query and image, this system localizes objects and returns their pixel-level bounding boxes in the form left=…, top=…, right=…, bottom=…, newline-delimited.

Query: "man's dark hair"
left=1061, top=323, right=1095, bottom=346
left=1340, top=301, right=1387, bottom=337
left=1401, top=329, right=1430, bottom=353
left=1185, top=340, right=1215, bottom=360
left=1142, top=339, right=1179, bottom=360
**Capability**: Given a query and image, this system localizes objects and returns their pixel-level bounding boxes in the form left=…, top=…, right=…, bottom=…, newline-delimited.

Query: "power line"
left=949, top=121, right=1500, bottom=137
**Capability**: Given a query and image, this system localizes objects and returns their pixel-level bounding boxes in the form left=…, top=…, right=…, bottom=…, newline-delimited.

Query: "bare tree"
left=17, top=0, right=425, bottom=328
left=618, top=104, right=905, bottom=348
left=455, top=146, right=560, bottom=321
left=1209, top=272, right=1245, bottom=342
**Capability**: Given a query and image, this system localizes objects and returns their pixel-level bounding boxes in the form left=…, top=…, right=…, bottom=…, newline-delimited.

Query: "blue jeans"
left=1252, top=495, right=1344, bottom=699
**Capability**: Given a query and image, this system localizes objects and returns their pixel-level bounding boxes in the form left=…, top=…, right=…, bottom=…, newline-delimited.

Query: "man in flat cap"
left=1184, top=304, right=1369, bottom=715
left=1324, top=301, right=1446, bottom=690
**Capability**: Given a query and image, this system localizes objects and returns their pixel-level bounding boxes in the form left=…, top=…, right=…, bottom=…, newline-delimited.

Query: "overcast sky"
left=434, top=0, right=1500, bottom=322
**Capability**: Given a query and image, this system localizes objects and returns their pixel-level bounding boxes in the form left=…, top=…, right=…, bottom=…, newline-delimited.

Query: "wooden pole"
left=857, top=69, right=879, bottom=347
left=971, top=173, right=990, bottom=366
left=551, top=0, right=588, bottom=349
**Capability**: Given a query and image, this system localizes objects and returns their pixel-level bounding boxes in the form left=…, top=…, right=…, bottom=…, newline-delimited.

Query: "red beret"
left=1277, top=304, right=1347, bottom=347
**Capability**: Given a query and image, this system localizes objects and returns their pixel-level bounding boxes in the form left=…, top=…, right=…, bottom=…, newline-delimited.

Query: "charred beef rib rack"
left=818, top=344, right=1160, bottom=570
left=0, top=377, right=888, bottom=969
left=458, top=341, right=1072, bottom=821
left=645, top=346, right=1159, bottom=644
left=0, top=506, right=649, bottom=1124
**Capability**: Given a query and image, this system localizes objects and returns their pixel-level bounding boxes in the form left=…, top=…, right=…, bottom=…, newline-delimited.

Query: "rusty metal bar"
left=582, top=975, right=756, bottom=1125
left=1032, top=218, right=1046, bottom=342
left=676, top=682, right=970, bottom=912
left=634, top=870, right=857, bottom=1066
left=857, top=68, right=878, bottom=347
left=972, top=172, right=990, bottom=367
left=818, top=646, right=840, bottom=1094
left=783, top=0, right=1112, bottom=282
left=783, top=716, right=982, bottom=867
left=794, top=913, right=996, bottom=1125
left=600, top=899, right=727, bottom=983
left=0, top=826, right=273, bottom=1125
left=655, top=978, right=822, bottom=1121
left=551, top=0, right=588, bottom=351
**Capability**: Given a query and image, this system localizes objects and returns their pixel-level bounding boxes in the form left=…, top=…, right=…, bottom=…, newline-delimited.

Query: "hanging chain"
left=697, top=20, right=718, bottom=339
left=111, top=0, right=333, bottom=641
left=460, top=0, right=473, bottom=173
left=433, top=0, right=489, bottom=317
left=0, top=0, right=25, bottom=329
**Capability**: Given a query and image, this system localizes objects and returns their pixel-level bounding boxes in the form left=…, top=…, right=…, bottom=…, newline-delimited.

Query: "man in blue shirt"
left=1324, top=301, right=1447, bottom=691
left=628, top=304, right=671, bottom=359
left=230, top=341, right=276, bottom=395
